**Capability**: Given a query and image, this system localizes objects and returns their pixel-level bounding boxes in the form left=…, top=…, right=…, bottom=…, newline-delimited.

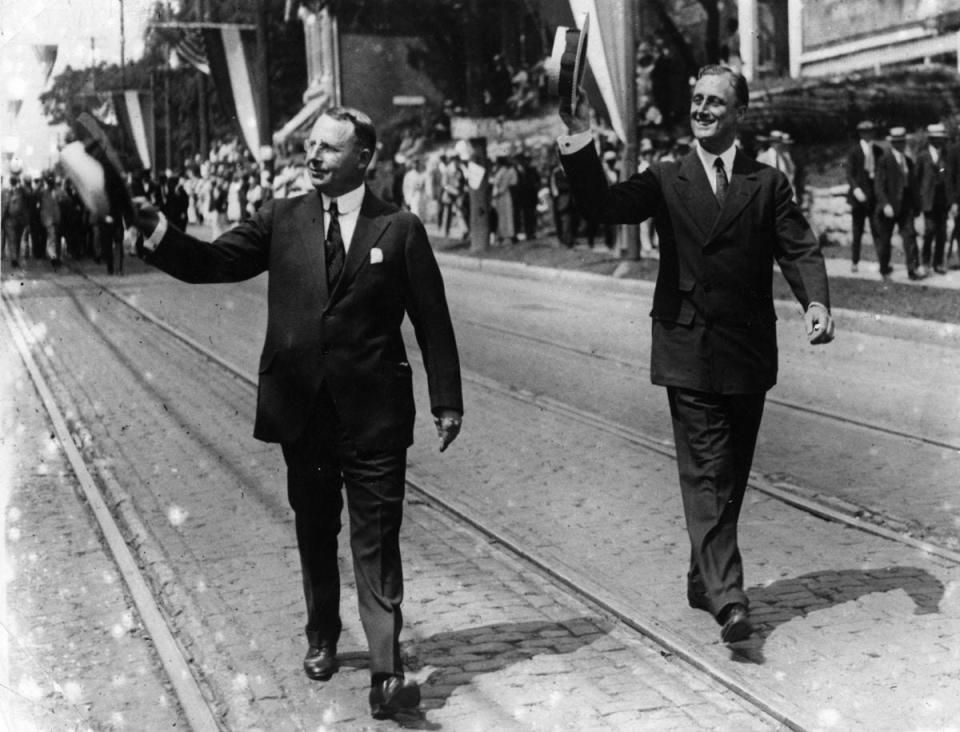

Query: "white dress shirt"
left=694, top=142, right=737, bottom=196
left=322, top=182, right=365, bottom=253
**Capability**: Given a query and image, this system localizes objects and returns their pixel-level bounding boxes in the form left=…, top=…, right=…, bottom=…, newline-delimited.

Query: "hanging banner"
left=114, top=90, right=155, bottom=171
left=32, top=44, right=59, bottom=83
left=203, top=25, right=268, bottom=160
left=568, top=0, right=627, bottom=142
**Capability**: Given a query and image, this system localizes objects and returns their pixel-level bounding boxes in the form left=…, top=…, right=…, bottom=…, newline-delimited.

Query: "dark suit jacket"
left=874, top=150, right=917, bottom=217
left=915, top=147, right=948, bottom=213
left=845, top=141, right=883, bottom=206
left=143, top=187, right=463, bottom=450
left=561, top=145, right=829, bottom=394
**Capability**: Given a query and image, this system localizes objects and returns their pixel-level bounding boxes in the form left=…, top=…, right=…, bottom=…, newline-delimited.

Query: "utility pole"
left=255, top=0, right=273, bottom=168
left=197, top=0, right=209, bottom=159
left=119, top=0, right=126, bottom=87
left=619, top=1, right=640, bottom=260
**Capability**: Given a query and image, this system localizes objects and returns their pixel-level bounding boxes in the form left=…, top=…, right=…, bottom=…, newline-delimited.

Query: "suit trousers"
left=667, top=387, right=766, bottom=618
left=875, top=202, right=918, bottom=276
left=281, top=385, right=407, bottom=678
left=849, top=197, right=876, bottom=265
left=922, top=200, right=948, bottom=270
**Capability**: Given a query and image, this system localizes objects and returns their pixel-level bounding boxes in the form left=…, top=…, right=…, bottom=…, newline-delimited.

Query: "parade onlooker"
left=845, top=120, right=882, bottom=273
left=2, top=174, right=30, bottom=267
left=515, top=152, right=541, bottom=241
left=490, top=154, right=517, bottom=244
left=402, top=156, right=428, bottom=221
left=757, top=131, right=797, bottom=201
left=916, top=123, right=951, bottom=275
left=226, top=171, right=244, bottom=223
left=875, top=127, right=923, bottom=280
left=26, top=175, right=46, bottom=260
left=549, top=157, right=577, bottom=247
left=39, top=174, right=64, bottom=268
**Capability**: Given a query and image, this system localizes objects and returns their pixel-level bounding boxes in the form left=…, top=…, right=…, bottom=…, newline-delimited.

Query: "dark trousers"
left=875, top=201, right=918, bottom=275
left=281, top=386, right=407, bottom=677
left=667, top=387, right=766, bottom=618
left=3, top=219, right=26, bottom=261
left=850, top=197, right=876, bottom=265
left=922, top=199, right=948, bottom=269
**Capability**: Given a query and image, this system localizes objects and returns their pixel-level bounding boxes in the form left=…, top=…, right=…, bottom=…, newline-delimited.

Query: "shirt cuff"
left=807, top=301, right=829, bottom=312
left=557, top=131, right=593, bottom=155
left=142, top=213, right=168, bottom=251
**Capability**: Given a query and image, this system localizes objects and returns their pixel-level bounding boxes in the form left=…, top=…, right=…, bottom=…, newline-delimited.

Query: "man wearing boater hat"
left=875, top=127, right=924, bottom=280
left=845, top=120, right=883, bottom=274
left=916, top=123, right=952, bottom=275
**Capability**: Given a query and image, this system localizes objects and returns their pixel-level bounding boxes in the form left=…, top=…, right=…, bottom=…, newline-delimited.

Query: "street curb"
left=435, top=251, right=960, bottom=349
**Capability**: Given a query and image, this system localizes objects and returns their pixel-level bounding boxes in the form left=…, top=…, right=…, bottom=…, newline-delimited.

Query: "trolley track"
left=6, top=265, right=959, bottom=730
left=51, top=269, right=960, bottom=719
left=3, top=274, right=798, bottom=730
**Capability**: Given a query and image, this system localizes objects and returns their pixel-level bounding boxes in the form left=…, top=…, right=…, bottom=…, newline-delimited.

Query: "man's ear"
left=359, top=147, right=374, bottom=170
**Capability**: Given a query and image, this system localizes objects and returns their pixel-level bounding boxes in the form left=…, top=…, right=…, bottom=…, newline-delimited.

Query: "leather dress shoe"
left=719, top=603, right=753, bottom=644
left=369, top=675, right=421, bottom=719
left=303, top=641, right=337, bottom=680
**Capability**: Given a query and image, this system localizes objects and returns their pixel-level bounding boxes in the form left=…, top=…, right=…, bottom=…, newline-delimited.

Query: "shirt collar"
left=695, top=141, right=737, bottom=177
left=322, top=182, right=365, bottom=214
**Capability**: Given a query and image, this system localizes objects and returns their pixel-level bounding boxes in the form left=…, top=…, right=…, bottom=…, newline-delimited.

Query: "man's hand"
left=883, top=203, right=894, bottom=218
left=805, top=302, right=835, bottom=345
left=130, top=196, right=160, bottom=237
left=852, top=187, right=867, bottom=204
left=435, top=409, right=462, bottom=452
left=559, top=87, right=591, bottom=135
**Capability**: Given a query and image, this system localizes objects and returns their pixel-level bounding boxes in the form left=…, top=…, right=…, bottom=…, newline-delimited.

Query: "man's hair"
left=322, top=106, right=377, bottom=155
left=697, top=65, right=749, bottom=109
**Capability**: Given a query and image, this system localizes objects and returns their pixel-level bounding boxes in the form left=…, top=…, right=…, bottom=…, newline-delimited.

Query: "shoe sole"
left=303, top=662, right=337, bottom=681
left=371, top=684, right=421, bottom=719
left=721, top=617, right=753, bottom=643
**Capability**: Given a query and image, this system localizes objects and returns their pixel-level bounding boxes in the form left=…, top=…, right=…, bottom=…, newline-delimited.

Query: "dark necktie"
left=714, top=157, right=728, bottom=206
left=325, top=200, right=345, bottom=287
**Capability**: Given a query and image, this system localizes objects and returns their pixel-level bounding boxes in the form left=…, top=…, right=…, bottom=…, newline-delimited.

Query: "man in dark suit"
left=916, top=123, right=952, bottom=275
left=875, top=127, right=923, bottom=280
left=130, top=107, right=463, bottom=719
left=845, top=120, right=882, bottom=273
left=557, top=65, right=834, bottom=644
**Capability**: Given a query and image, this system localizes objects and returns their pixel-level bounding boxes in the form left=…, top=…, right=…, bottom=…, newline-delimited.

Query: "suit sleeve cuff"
left=557, top=131, right=593, bottom=155
left=143, top=213, right=168, bottom=251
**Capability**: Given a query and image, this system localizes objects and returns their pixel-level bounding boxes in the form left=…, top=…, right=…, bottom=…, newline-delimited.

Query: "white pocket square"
left=370, top=248, right=383, bottom=264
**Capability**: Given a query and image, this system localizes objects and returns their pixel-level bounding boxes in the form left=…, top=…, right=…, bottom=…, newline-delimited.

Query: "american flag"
left=175, top=29, right=210, bottom=75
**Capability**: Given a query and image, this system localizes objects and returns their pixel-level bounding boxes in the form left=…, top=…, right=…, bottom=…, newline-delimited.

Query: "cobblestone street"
left=2, top=256, right=959, bottom=730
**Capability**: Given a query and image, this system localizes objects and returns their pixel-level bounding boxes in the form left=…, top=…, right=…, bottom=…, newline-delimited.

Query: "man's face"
left=305, top=114, right=370, bottom=196
left=689, top=74, right=743, bottom=153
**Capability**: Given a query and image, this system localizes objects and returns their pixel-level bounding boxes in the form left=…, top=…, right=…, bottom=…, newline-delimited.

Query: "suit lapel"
left=295, top=190, right=330, bottom=304
left=708, top=150, right=761, bottom=243
left=329, top=187, right=391, bottom=301
left=672, top=151, right=718, bottom=240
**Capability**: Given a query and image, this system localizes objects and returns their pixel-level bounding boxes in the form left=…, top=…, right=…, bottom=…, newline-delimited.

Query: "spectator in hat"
left=845, top=120, right=882, bottom=273
left=875, top=127, right=923, bottom=280
left=757, top=131, right=796, bottom=200
left=916, top=123, right=950, bottom=274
